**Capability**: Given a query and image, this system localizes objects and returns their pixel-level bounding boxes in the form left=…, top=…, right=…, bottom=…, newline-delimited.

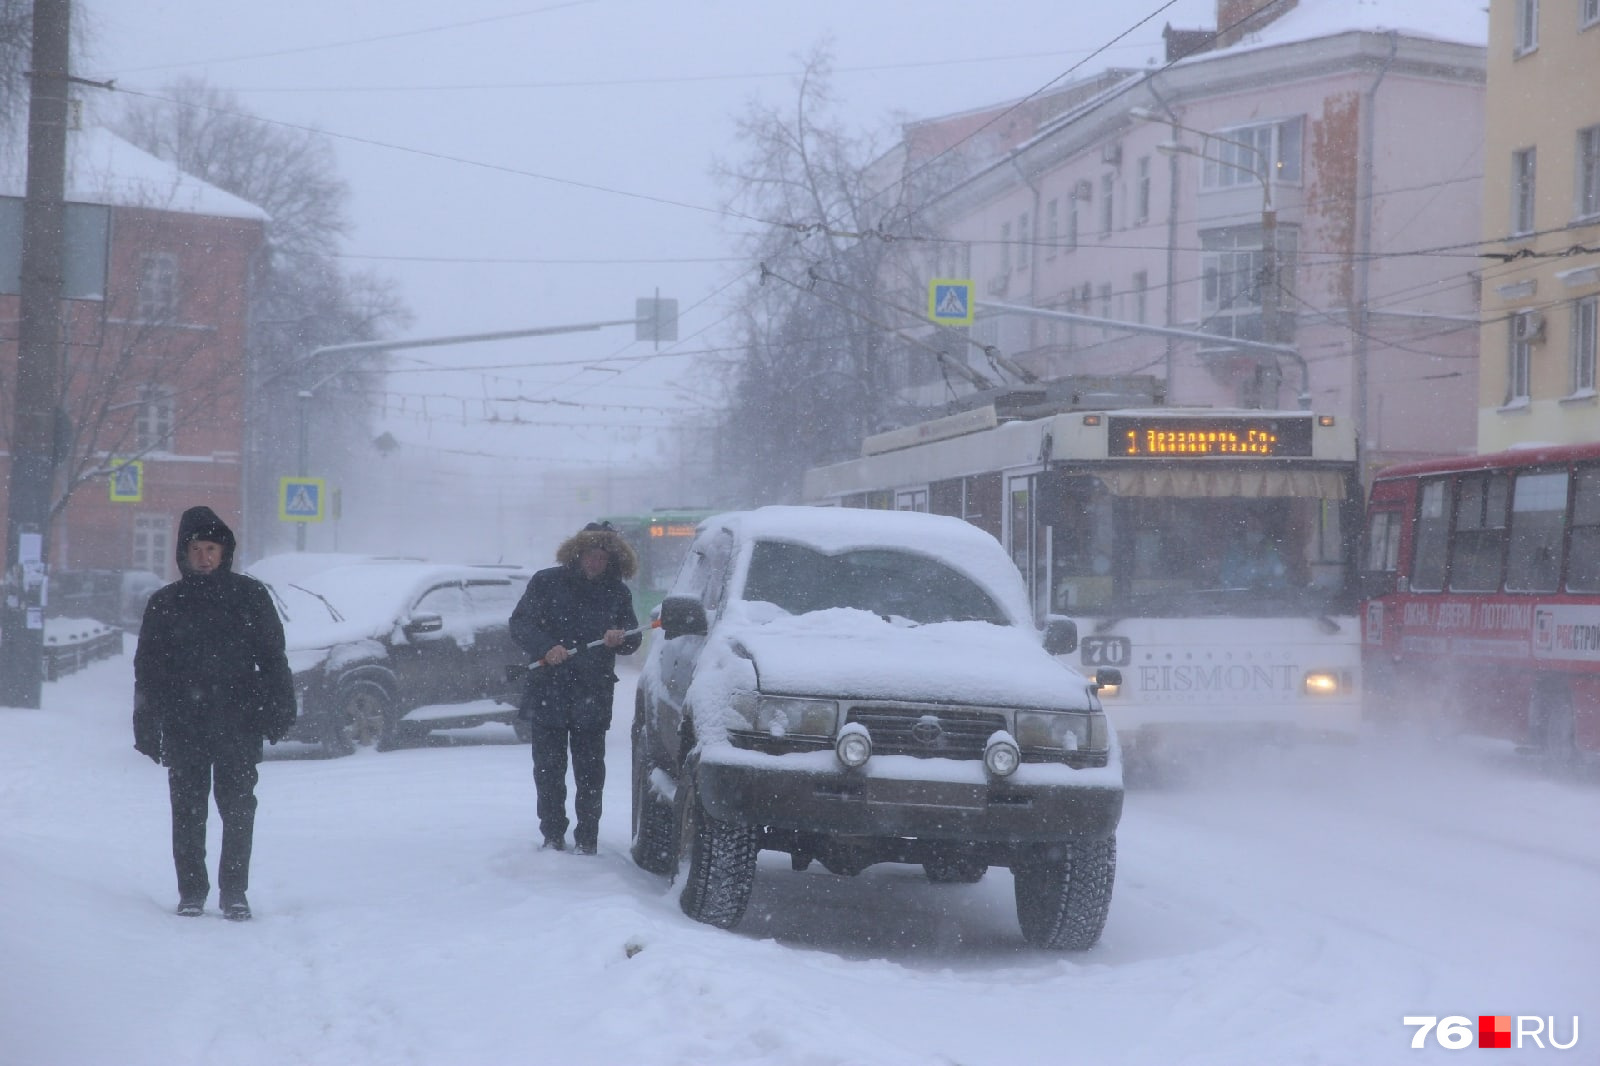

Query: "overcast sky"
left=76, top=0, right=1218, bottom=555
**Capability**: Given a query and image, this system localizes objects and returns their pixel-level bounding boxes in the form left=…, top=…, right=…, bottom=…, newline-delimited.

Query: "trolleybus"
left=600, top=509, right=720, bottom=624
left=802, top=405, right=1365, bottom=760
left=1359, top=441, right=1600, bottom=760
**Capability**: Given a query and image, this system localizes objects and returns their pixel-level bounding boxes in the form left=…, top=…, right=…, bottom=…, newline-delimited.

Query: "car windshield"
left=740, top=541, right=1008, bottom=625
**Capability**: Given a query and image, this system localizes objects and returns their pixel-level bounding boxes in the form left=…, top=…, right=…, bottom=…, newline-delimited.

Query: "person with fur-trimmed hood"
left=510, top=521, right=642, bottom=854
left=133, top=505, right=296, bottom=920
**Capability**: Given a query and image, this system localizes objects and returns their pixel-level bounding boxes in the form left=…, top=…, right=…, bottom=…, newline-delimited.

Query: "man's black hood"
left=175, top=505, right=237, bottom=576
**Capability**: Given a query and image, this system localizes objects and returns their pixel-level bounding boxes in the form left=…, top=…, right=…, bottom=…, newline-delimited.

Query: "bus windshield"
left=1044, top=473, right=1353, bottom=617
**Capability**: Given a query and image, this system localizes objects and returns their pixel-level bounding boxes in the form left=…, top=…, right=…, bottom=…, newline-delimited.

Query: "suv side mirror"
left=1042, top=616, right=1078, bottom=655
left=404, top=612, right=444, bottom=635
left=658, top=595, right=709, bottom=639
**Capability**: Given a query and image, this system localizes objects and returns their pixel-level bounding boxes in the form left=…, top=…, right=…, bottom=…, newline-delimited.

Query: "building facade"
left=1478, top=0, right=1600, bottom=451
left=892, top=0, right=1487, bottom=480
left=0, top=126, right=266, bottom=581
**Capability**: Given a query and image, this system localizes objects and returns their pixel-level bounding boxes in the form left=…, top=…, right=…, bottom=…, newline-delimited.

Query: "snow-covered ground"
left=2, top=650, right=1595, bottom=1065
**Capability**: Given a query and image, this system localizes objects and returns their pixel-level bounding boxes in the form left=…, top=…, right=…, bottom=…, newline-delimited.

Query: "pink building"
left=899, top=0, right=1486, bottom=479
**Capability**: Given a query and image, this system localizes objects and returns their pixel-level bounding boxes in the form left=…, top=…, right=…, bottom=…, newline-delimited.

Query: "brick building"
left=1, top=126, right=265, bottom=581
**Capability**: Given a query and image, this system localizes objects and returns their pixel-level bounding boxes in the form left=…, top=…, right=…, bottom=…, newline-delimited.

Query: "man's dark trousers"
left=168, top=758, right=258, bottom=900
left=530, top=724, right=606, bottom=848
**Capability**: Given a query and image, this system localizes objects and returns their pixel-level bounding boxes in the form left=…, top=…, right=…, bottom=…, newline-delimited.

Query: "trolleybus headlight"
left=1302, top=670, right=1341, bottom=696
left=983, top=733, right=1021, bottom=777
left=835, top=723, right=872, bottom=768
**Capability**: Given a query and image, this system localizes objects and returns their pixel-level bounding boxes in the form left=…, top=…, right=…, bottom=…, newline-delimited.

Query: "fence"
left=43, top=617, right=124, bottom=681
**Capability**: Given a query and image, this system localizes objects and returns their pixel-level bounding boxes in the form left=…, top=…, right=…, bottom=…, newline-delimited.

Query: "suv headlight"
left=729, top=692, right=839, bottom=737
left=1015, top=709, right=1108, bottom=753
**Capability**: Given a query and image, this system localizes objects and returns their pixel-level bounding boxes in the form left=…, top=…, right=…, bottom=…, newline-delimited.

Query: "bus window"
left=1505, top=470, right=1568, bottom=592
left=1363, top=510, right=1401, bottom=572
left=1568, top=465, right=1600, bottom=592
left=1411, top=479, right=1451, bottom=591
left=1449, top=473, right=1510, bottom=592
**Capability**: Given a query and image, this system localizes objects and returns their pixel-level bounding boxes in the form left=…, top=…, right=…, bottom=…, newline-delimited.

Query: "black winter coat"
left=133, top=570, right=297, bottom=766
left=509, top=564, right=640, bottom=730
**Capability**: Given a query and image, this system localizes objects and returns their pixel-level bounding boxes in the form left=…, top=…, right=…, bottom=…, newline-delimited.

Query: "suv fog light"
left=984, top=736, right=1021, bottom=777
left=836, top=723, right=872, bottom=768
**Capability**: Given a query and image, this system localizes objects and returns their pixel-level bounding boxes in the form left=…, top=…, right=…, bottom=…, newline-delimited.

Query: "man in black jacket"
left=510, top=521, right=641, bottom=855
left=133, top=506, right=296, bottom=920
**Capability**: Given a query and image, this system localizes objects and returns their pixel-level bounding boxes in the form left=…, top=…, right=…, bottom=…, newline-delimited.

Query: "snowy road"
left=2, top=653, right=1594, bottom=1065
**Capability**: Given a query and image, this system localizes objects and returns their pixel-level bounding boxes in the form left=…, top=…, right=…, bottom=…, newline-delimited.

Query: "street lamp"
left=1129, top=107, right=1296, bottom=405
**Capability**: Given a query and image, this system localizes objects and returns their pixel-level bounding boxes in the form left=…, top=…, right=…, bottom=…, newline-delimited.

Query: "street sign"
left=109, top=459, right=143, bottom=503
left=635, top=297, right=679, bottom=343
left=928, top=279, right=975, bottom=326
left=279, top=477, right=325, bottom=523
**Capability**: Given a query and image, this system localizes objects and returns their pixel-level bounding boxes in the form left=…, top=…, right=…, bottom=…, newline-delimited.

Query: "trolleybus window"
left=1505, top=470, right=1568, bottom=593
left=1570, top=466, right=1600, bottom=591
left=1449, top=473, right=1510, bottom=592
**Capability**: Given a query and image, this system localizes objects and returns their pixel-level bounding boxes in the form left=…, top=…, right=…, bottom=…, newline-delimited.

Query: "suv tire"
left=324, top=676, right=396, bottom=756
left=1013, top=836, right=1117, bottom=950
left=674, top=761, right=758, bottom=929
left=630, top=716, right=676, bottom=875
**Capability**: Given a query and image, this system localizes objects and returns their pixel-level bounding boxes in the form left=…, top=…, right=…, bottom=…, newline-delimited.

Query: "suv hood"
left=728, top=608, right=1090, bottom=710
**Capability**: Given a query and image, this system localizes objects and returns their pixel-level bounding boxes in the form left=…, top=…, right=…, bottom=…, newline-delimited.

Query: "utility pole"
left=2, top=0, right=73, bottom=709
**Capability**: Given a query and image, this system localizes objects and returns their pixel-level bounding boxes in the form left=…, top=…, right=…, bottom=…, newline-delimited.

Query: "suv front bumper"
left=696, top=746, right=1122, bottom=843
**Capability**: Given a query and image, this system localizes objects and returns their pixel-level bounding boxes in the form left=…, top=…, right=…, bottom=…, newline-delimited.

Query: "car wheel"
left=922, top=858, right=986, bottom=884
left=631, top=715, right=676, bottom=875
left=674, top=760, right=758, bottom=929
left=1013, top=836, right=1116, bottom=951
left=325, top=677, right=396, bottom=755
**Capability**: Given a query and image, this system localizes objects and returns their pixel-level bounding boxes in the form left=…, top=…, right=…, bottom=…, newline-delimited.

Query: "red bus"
left=1359, top=442, right=1600, bottom=760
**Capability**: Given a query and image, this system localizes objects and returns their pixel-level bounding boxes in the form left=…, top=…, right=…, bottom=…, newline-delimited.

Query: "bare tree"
left=713, top=47, right=962, bottom=504
left=113, top=80, right=410, bottom=553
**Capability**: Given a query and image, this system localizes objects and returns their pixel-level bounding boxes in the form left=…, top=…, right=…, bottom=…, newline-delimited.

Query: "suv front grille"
left=845, top=704, right=1008, bottom=760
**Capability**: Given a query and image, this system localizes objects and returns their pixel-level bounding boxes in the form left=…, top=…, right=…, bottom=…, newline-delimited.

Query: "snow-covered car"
left=262, top=561, right=533, bottom=755
left=631, top=506, right=1124, bottom=949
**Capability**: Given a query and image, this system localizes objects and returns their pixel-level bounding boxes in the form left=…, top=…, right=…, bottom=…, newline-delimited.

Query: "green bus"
left=599, top=509, right=720, bottom=625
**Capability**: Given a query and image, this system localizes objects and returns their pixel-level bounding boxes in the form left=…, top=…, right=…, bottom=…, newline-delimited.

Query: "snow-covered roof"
left=0, top=125, right=268, bottom=221
left=1217, top=0, right=1488, bottom=53
left=707, top=505, right=1034, bottom=627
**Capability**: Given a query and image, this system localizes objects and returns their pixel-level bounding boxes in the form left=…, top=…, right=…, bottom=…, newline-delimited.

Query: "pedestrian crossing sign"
left=109, top=459, right=143, bottom=503
left=279, top=477, right=326, bottom=523
left=928, top=278, right=975, bottom=326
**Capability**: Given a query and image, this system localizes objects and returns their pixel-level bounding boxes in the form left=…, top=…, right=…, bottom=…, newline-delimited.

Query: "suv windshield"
left=741, top=541, right=1007, bottom=625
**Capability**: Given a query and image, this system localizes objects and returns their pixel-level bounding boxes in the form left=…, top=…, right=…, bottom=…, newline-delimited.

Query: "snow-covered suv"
left=631, top=506, right=1124, bottom=949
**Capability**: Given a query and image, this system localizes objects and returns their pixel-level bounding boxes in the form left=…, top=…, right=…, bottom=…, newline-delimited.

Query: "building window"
left=1512, top=148, right=1538, bottom=235
left=1067, top=187, right=1082, bottom=251
left=1578, top=125, right=1600, bottom=221
left=1515, top=0, right=1539, bottom=53
left=1099, top=174, right=1114, bottom=236
left=1133, top=270, right=1148, bottom=324
left=1585, top=0, right=1599, bottom=29
left=1097, top=282, right=1113, bottom=322
left=1574, top=296, right=1599, bottom=394
left=998, top=221, right=1011, bottom=280
left=1017, top=212, right=1030, bottom=271
left=136, top=385, right=176, bottom=451
left=1200, top=223, right=1298, bottom=342
left=1045, top=198, right=1058, bottom=260
left=136, top=253, right=178, bottom=322
left=133, top=513, right=172, bottom=578
left=1508, top=312, right=1535, bottom=403
left=1200, top=117, right=1303, bottom=191
left=1135, top=156, right=1151, bottom=223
